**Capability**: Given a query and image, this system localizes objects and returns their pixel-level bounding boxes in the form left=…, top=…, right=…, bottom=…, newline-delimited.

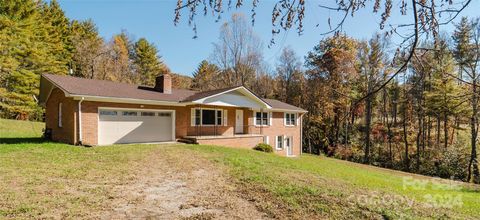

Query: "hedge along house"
left=38, top=73, right=307, bottom=156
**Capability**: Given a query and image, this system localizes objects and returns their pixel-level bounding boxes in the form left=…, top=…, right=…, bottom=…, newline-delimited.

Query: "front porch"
left=180, top=133, right=265, bottom=149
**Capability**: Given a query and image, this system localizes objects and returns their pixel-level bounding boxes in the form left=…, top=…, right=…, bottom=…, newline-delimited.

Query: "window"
left=122, top=111, right=138, bottom=116
left=100, top=110, right=118, bottom=116
left=202, top=109, right=216, bottom=125
left=255, top=112, right=269, bottom=126
left=276, top=136, right=283, bottom=150
left=158, top=112, right=171, bottom=117
left=194, top=109, right=201, bottom=125
left=285, top=113, right=296, bottom=126
left=58, top=103, right=62, bottom=127
left=192, top=108, right=224, bottom=126
left=141, top=112, right=155, bottom=116
left=216, top=110, right=222, bottom=125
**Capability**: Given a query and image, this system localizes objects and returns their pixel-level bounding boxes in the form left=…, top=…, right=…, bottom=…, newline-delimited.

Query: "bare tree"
left=174, top=0, right=473, bottom=106
left=275, top=46, right=303, bottom=105
left=211, top=13, right=264, bottom=88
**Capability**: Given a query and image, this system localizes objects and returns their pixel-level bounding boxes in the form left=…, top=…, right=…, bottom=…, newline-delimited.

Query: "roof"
left=182, top=86, right=242, bottom=102
left=262, top=99, right=306, bottom=112
left=42, top=73, right=196, bottom=102
left=40, top=74, right=306, bottom=112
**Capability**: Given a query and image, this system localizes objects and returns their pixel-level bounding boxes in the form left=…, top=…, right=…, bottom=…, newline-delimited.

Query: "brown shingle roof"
left=43, top=74, right=196, bottom=102
left=262, top=99, right=306, bottom=112
left=41, top=74, right=306, bottom=112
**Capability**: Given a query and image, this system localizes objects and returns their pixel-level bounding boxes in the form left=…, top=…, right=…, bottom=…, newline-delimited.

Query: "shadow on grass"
left=0, top=137, right=46, bottom=144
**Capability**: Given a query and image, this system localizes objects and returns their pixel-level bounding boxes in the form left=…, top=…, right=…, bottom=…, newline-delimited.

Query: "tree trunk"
left=364, top=95, right=372, bottom=164
left=436, top=116, right=441, bottom=148
left=444, top=114, right=448, bottom=149
left=403, top=110, right=409, bottom=171
left=427, top=117, right=431, bottom=150
left=393, top=101, right=398, bottom=124
left=416, top=115, right=422, bottom=171
left=468, top=77, right=480, bottom=183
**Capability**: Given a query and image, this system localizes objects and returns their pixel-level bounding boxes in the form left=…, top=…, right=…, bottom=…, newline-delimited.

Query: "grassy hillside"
left=184, top=145, right=479, bottom=219
left=0, top=118, right=44, bottom=138
left=0, top=118, right=478, bottom=219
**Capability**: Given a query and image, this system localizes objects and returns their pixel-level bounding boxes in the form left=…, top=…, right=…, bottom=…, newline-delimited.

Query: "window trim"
left=284, top=112, right=297, bottom=126
left=100, top=110, right=118, bottom=116
left=275, top=135, right=284, bottom=150
left=191, top=108, right=225, bottom=126
left=254, top=111, right=271, bottom=126
left=58, top=103, right=62, bottom=128
left=122, top=111, right=138, bottom=116
left=140, top=111, right=156, bottom=116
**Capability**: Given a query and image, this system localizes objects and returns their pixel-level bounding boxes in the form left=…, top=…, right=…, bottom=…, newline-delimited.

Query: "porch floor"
left=184, top=134, right=264, bottom=140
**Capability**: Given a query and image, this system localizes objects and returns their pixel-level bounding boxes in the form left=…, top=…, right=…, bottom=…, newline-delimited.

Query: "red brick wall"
left=45, top=88, right=77, bottom=144
left=78, top=103, right=252, bottom=145
left=196, top=136, right=264, bottom=149
left=246, top=110, right=303, bottom=157
left=79, top=102, right=190, bottom=145
left=44, top=93, right=304, bottom=157
left=186, top=106, right=254, bottom=136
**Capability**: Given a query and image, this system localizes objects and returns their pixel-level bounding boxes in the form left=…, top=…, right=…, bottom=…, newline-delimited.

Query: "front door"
left=235, top=109, right=243, bottom=134
left=286, top=136, right=293, bottom=156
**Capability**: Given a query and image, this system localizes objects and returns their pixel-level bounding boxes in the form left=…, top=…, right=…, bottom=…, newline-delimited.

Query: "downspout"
left=78, top=97, right=84, bottom=145
left=300, top=113, right=303, bottom=155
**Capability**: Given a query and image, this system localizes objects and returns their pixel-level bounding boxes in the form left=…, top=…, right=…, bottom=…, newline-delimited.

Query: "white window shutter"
left=190, top=108, right=195, bottom=126
left=253, top=111, right=257, bottom=126
left=269, top=112, right=272, bottom=126
left=223, top=110, right=228, bottom=126
left=284, top=112, right=287, bottom=126
left=275, top=136, right=278, bottom=149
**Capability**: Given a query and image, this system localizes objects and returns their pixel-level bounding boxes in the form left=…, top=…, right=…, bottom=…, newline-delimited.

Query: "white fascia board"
left=190, top=100, right=237, bottom=107
left=194, top=86, right=272, bottom=109
left=39, top=76, right=71, bottom=105
left=71, top=95, right=186, bottom=106
left=255, top=108, right=308, bottom=113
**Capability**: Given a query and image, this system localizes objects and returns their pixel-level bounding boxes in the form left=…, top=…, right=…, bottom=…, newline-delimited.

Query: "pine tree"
left=133, top=38, right=167, bottom=86
left=452, top=17, right=474, bottom=82
left=40, top=0, right=72, bottom=74
left=191, top=60, right=219, bottom=91
left=424, top=40, right=466, bottom=149
left=0, top=0, right=64, bottom=120
left=70, top=19, right=105, bottom=79
left=452, top=17, right=480, bottom=183
left=357, top=34, right=387, bottom=164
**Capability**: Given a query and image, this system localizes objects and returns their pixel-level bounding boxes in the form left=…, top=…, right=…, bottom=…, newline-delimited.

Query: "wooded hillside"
left=1, top=0, right=479, bottom=183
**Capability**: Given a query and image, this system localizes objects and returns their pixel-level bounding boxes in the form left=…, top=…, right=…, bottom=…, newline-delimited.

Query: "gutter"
left=78, top=97, right=84, bottom=145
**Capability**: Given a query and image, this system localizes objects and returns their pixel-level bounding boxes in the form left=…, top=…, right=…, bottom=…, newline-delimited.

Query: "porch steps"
left=177, top=137, right=198, bottom=144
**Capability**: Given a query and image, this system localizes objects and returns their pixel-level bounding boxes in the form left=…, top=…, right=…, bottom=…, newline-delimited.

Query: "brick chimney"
left=154, top=74, right=172, bottom=94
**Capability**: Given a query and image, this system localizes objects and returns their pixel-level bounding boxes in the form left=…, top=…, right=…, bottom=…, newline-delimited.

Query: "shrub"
left=253, top=143, right=273, bottom=153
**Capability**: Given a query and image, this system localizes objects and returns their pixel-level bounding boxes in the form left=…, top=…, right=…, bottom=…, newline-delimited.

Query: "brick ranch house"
left=38, top=73, right=307, bottom=156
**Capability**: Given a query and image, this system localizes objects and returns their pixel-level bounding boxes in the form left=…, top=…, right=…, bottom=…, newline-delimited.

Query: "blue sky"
left=58, top=0, right=480, bottom=76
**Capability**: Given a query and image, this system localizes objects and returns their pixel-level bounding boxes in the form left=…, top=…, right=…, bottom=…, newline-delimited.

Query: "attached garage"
left=98, top=108, right=175, bottom=145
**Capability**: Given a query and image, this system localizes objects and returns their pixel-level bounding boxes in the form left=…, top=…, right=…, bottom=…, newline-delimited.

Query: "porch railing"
left=189, top=125, right=264, bottom=137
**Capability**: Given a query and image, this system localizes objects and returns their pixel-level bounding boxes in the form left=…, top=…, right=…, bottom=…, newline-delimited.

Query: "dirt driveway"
left=101, top=146, right=270, bottom=219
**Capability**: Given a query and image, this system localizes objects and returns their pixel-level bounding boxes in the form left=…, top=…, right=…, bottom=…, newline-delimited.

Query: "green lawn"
left=0, top=118, right=479, bottom=219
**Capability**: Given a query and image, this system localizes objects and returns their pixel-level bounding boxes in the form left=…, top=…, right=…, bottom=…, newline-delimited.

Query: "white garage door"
left=98, top=109, right=174, bottom=145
